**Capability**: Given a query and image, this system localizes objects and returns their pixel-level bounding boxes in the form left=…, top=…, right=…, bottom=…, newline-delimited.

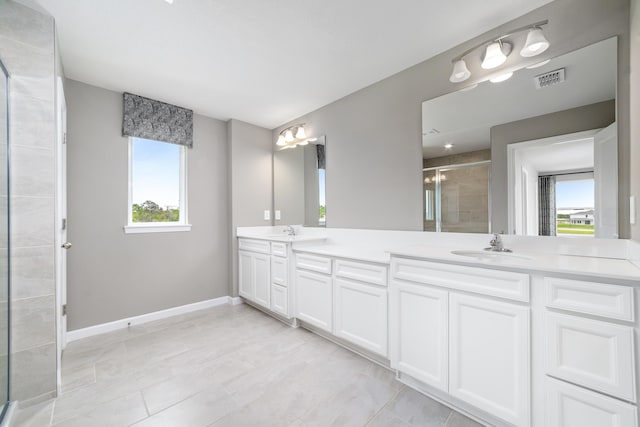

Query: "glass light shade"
left=520, top=28, right=549, bottom=57
left=276, top=134, right=286, bottom=146
left=297, top=140, right=309, bottom=146
left=449, top=59, right=471, bottom=83
left=490, top=72, right=513, bottom=83
left=284, top=129, right=294, bottom=142
left=295, top=126, right=307, bottom=139
left=481, top=42, right=508, bottom=69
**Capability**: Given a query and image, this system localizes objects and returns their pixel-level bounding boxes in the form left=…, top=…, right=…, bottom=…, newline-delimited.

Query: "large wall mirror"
left=274, top=135, right=326, bottom=227
left=422, top=37, right=617, bottom=238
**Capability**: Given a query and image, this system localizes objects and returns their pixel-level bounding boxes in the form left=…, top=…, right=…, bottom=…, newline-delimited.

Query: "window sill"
left=124, top=224, right=192, bottom=234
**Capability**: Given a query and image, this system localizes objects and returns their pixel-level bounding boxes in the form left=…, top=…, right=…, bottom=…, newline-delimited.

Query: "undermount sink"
left=450, top=250, right=533, bottom=262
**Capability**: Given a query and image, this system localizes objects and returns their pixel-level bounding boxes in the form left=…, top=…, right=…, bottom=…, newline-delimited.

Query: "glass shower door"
left=0, top=57, right=10, bottom=420
left=423, top=161, right=490, bottom=233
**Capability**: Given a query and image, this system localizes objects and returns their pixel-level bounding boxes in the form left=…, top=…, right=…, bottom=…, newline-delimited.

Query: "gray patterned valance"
left=122, top=93, right=193, bottom=148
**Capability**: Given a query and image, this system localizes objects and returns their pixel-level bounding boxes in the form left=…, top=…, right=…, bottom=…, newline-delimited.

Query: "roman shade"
left=122, top=92, right=193, bottom=148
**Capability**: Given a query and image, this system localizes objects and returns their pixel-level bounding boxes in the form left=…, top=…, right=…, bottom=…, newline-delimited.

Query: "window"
left=124, top=137, right=190, bottom=233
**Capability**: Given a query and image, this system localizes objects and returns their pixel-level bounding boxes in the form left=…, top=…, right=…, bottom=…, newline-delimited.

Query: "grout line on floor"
left=443, top=409, right=454, bottom=427
left=48, top=399, right=56, bottom=426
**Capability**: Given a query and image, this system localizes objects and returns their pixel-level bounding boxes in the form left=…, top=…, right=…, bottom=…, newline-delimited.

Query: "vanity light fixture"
left=481, top=40, right=511, bottom=69
left=444, top=143, right=454, bottom=149
left=520, top=27, right=550, bottom=57
left=448, top=20, right=549, bottom=84
left=276, top=124, right=310, bottom=148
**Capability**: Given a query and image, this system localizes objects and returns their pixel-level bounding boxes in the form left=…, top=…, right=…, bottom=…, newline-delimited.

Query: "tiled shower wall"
left=0, top=0, right=57, bottom=402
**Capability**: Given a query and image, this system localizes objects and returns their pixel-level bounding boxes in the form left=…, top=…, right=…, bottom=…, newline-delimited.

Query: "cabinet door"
left=238, top=251, right=254, bottom=299
left=334, top=277, right=388, bottom=356
left=389, top=281, right=448, bottom=392
left=295, top=270, right=333, bottom=332
left=546, top=377, right=638, bottom=427
left=271, top=284, right=288, bottom=317
left=253, top=253, right=271, bottom=308
left=546, top=312, right=636, bottom=402
left=449, top=293, right=530, bottom=426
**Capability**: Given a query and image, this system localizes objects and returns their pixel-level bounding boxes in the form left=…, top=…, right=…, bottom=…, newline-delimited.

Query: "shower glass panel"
left=423, top=161, right=490, bottom=233
left=0, top=57, right=10, bottom=421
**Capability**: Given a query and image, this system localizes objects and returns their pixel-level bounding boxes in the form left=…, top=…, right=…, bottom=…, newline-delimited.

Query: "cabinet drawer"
left=546, top=312, right=636, bottom=402
left=271, top=256, right=288, bottom=287
left=391, top=258, right=529, bottom=302
left=238, top=238, right=270, bottom=254
left=335, top=259, right=387, bottom=286
left=546, top=377, right=638, bottom=427
left=545, top=277, right=634, bottom=321
left=295, top=253, right=332, bottom=274
left=271, top=242, right=288, bottom=257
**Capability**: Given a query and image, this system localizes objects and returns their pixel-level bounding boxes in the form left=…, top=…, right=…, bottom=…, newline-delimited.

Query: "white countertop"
left=237, top=229, right=640, bottom=282
left=388, top=245, right=640, bottom=282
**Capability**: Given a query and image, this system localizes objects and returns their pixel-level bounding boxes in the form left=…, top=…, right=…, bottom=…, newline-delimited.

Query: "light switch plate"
left=264, top=210, right=270, bottom=221
left=275, top=210, right=281, bottom=220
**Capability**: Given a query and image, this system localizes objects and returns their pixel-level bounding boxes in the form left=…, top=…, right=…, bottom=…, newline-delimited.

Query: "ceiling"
left=422, top=37, right=616, bottom=158
left=28, top=0, right=554, bottom=129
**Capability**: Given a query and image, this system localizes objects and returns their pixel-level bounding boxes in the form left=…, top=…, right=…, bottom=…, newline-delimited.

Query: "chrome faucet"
left=284, top=225, right=296, bottom=237
left=485, top=233, right=511, bottom=252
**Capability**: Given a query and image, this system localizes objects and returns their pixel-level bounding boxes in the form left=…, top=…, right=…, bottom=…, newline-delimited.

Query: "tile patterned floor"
left=13, top=303, right=483, bottom=427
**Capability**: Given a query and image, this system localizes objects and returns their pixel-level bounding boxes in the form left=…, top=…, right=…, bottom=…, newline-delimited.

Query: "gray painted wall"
left=0, top=0, right=57, bottom=402
left=65, top=79, right=229, bottom=330
left=227, top=119, right=272, bottom=296
left=631, top=0, right=640, bottom=240
left=490, top=100, right=615, bottom=234
left=273, top=0, right=631, bottom=236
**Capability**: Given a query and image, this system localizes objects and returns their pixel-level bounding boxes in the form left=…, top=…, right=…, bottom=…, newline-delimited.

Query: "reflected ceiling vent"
left=534, top=68, right=565, bottom=89
left=424, top=128, right=440, bottom=135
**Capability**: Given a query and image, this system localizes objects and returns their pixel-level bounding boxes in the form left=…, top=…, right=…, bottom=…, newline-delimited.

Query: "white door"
left=545, top=377, right=638, bottom=427
left=270, top=284, right=288, bottom=317
left=295, top=269, right=332, bottom=332
left=449, top=293, right=530, bottom=426
left=238, top=251, right=254, bottom=299
left=334, top=277, right=387, bottom=356
left=389, top=281, right=448, bottom=391
left=55, top=77, right=68, bottom=393
left=253, top=253, right=270, bottom=308
left=594, top=122, right=618, bottom=238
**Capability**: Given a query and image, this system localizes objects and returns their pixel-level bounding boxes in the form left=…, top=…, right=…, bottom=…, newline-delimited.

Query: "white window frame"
left=124, top=137, right=191, bottom=234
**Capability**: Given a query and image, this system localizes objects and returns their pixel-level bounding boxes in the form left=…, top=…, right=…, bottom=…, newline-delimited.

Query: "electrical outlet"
left=275, top=210, right=281, bottom=220
left=264, top=210, right=270, bottom=221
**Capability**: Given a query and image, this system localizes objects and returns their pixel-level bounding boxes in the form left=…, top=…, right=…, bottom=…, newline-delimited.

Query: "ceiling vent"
left=534, top=68, right=565, bottom=89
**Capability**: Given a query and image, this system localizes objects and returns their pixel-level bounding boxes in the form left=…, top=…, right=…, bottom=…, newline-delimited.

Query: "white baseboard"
left=67, top=296, right=241, bottom=343
left=229, top=296, right=243, bottom=306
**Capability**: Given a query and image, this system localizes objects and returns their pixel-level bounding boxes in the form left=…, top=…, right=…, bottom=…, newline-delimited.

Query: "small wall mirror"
left=274, top=135, right=326, bottom=227
left=422, top=37, right=617, bottom=238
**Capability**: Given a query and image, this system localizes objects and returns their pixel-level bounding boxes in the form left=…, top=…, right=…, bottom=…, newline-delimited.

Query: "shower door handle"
left=61, top=242, right=72, bottom=250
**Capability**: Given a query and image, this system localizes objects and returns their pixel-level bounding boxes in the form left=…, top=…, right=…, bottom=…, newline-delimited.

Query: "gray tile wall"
left=0, top=0, right=57, bottom=402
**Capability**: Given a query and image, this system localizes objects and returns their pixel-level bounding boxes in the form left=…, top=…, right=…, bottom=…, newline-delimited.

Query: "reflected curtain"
left=316, top=144, right=325, bottom=169
left=538, top=175, right=556, bottom=236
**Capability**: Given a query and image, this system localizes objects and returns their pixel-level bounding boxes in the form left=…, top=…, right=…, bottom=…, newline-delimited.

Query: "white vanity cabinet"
left=389, top=256, right=531, bottom=427
left=238, top=238, right=295, bottom=317
left=295, top=253, right=333, bottom=331
left=238, top=239, right=271, bottom=309
left=542, top=276, right=638, bottom=427
left=333, top=260, right=388, bottom=356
